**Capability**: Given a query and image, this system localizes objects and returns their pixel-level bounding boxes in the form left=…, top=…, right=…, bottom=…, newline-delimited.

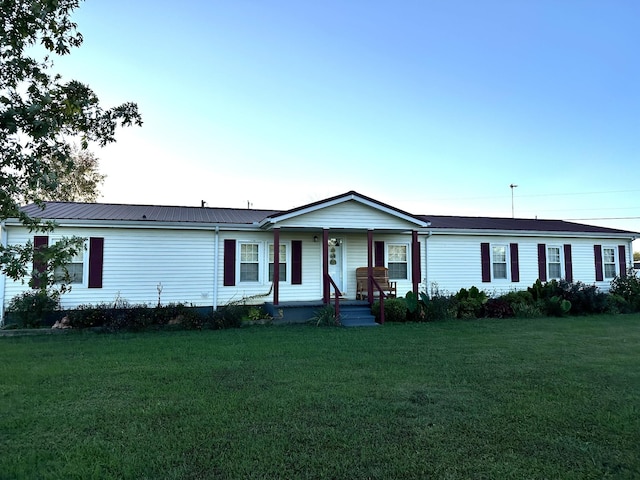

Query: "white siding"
left=4, top=226, right=216, bottom=310
left=424, top=233, right=632, bottom=296
left=2, top=222, right=633, bottom=318
left=276, top=201, right=420, bottom=230
left=215, top=232, right=324, bottom=305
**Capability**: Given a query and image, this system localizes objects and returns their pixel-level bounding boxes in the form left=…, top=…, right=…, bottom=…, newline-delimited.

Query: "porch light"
left=313, top=235, right=319, bottom=243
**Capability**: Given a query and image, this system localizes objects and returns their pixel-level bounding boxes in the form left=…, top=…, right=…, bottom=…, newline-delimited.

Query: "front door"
left=327, top=238, right=344, bottom=295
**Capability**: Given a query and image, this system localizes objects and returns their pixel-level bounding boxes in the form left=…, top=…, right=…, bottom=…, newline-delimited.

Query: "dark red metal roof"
left=20, top=202, right=278, bottom=224
left=16, top=200, right=638, bottom=236
left=419, top=214, right=636, bottom=235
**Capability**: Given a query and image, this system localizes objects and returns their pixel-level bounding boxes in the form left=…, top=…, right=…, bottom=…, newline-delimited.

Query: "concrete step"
left=339, top=305, right=379, bottom=327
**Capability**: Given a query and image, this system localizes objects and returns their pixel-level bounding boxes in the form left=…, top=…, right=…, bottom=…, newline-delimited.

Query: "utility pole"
left=510, top=184, right=518, bottom=218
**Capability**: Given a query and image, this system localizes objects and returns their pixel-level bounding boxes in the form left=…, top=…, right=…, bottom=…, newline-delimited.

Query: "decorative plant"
left=6, top=289, right=60, bottom=328
left=313, top=305, right=340, bottom=326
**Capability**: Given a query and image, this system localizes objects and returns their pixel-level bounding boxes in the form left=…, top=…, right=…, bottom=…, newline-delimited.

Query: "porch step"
left=339, top=305, right=379, bottom=328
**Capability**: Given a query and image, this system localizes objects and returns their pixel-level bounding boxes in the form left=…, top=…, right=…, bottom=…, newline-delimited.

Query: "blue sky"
left=49, top=1, right=639, bottom=246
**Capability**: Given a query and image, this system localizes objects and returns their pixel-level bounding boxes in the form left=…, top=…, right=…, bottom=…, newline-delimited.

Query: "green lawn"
left=2, top=315, right=640, bottom=479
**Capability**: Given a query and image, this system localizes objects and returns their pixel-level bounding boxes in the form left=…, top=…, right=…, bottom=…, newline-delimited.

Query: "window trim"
left=52, top=238, right=87, bottom=286
left=386, top=243, right=410, bottom=280
left=268, top=242, right=290, bottom=283
left=602, top=246, right=617, bottom=279
left=238, top=241, right=261, bottom=284
left=491, top=244, right=509, bottom=281
left=546, top=245, right=563, bottom=280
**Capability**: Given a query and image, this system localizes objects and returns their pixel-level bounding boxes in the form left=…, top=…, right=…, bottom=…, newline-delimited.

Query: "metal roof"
left=419, top=214, right=636, bottom=235
left=15, top=199, right=638, bottom=237
left=19, top=202, right=279, bottom=224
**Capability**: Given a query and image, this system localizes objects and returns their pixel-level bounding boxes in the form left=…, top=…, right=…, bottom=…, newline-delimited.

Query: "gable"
left=264, top=199, right=426, bottom=230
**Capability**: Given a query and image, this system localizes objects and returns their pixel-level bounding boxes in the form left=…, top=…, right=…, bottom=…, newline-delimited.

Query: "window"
left=492, top=245, right=507, bottom=279
left=240, top=243, right=259, bottom=282
left=54, top=249, right=84, bottom=284
left=547, top=246, right=562, bottom=279
left=603, top=247, right=616, bottom=279
left=268, top=244, right=287, bottom=282
left=388, top=244, right=408, bottom=279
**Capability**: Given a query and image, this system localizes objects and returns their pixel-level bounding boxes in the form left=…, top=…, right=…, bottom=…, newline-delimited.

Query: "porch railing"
left=324, top=274, right=341, bottom=321
left=370, top=276, right=386, bottom=324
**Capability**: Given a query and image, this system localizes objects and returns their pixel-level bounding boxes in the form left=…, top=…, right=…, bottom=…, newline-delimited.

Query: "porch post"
left=412, top=230, right=420, bottom=297
left=273, top=227, right=280, bottom=305
left=322, top=228, right=329, bottom=304
left=367, top=229, right=374, bottom=303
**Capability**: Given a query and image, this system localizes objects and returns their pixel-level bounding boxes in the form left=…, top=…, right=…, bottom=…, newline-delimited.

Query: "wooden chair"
left=355, top=266, right=397, bottom=300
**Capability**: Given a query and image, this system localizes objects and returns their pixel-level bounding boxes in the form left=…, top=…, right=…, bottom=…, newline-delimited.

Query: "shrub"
left=454, top=286, right=487, bottom=319
left=483, top=298, right=514, bottom=319
left=156, top=303, right=204, bottom=330
left=422, top=293, right=456, bottom=321
left=528, top=279, right=563, bottom=302
left=67, top=302, right=208, bottom=331
left=312, top=305, right=339, bottom=326
left=372, top=298, right=408, bottom=322
left=511, top=302, right=545, bottom=319
left=556, top=280, right=608, bottom=315
left=501, top=290, right=534, bottom=307
left=545, top=296, right=572, bottom=317
left=67, top=303, right=113, bottom=328
left=210, top=303, right=245, bottom=330
left=610, top=270, right=640, bottom=312
left=6, top=290, right=60, bottom=328
left=404, top=291, right=427, bottom=321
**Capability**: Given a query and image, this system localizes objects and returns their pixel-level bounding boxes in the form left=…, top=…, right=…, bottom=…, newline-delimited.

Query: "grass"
left=1, top=315, right=640, bottom=479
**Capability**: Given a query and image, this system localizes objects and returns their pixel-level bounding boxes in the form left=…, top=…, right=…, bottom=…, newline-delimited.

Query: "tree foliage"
left=0, top=0, right=141, bottom=290
left=23, top=146, right=106, bottom=202
left=634, top=251, right=639, bottom=262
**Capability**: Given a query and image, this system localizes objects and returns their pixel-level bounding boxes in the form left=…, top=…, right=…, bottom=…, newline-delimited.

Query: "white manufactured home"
left=1, top=191, right=637, bottom=323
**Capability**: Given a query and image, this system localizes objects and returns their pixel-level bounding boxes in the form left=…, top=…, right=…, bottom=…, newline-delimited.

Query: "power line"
left=430, top=188, right=640, bottom=203
left=564, top=216, right=640, bottom=221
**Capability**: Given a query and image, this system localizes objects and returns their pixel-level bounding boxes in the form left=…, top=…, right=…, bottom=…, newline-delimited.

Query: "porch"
left=264, top=300, right=378, bottom=326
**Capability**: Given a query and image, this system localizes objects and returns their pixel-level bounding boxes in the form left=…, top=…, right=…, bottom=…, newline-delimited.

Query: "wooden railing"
left=324, top=274, right=341, bottom=320
left=370, top=276, right=386, bottom=324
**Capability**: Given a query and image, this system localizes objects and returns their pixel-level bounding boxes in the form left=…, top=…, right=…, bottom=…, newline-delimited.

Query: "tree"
left=23, top=146, right=106, bottom=202
left=1, top=0, right=142, bottom=292
left=634, top=251, right=640, bottom=262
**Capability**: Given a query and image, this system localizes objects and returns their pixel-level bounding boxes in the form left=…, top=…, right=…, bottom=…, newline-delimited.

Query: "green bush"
left=555, top=280, right=608, bottom=315
left=454, top=286, right=488, bottom=319
left=67, top=302, right=208, bottom=331
left=403, top=291, right=427, bottom=321
left=422, top=293, right=456, bottom=321
left=545, top=296, right=572, bottom=317
left=500, top=290, right=534, bottom=307
left=67, top=303, right=113, bottom=328
left=511, top=301, right=545, bottom=319
left=372, top=298, right=408, bottom=322
left=610, top=270, right=640, bottom=312
left=312, top=305, right=339, bottom=326
left=210, top=303, right=245, bottom=329
left=6, top=290, right=60, bottom=328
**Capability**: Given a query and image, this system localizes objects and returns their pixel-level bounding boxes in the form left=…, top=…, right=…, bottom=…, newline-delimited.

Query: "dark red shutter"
left=618, top=245, right=627, bottom=277
left=223, top=239, right=236, bottom=286
left=32, top=236, right=49, bottom=289
left=537, top=244, right=547, bottom=282
left=563, top=244, right=573, bottom=283
left=412, top=238, right=421, bottom=285
left=292, top=240, right=302, bottom=285
left=481, top=243, right=491, bottom=283
left=88, top=237, right=104, bottom=288
left=374, top=241, right=385, bottom=267
left=510, top=243, right=519, bottom=282
left=594, top=245, right=603, bottom=282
